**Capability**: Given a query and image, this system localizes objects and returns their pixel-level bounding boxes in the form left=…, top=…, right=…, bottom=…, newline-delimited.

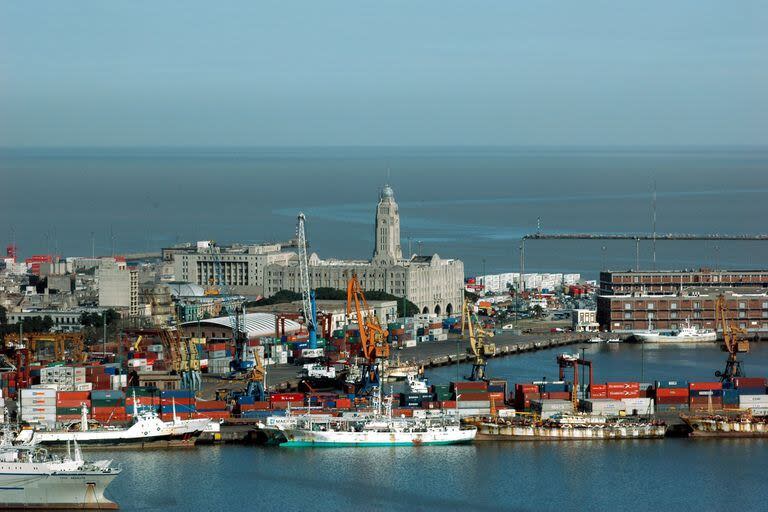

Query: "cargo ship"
left=276, top=390, right=476, bottom=447
left=0, top=438, right=121, bottom=510
left=16, top=398, right=210, bottom=448
left=467, top=414, right=667, bottom=440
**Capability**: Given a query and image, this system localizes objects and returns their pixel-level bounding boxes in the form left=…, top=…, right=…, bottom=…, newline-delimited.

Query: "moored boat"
left=467, top=413, right=666, bottom=440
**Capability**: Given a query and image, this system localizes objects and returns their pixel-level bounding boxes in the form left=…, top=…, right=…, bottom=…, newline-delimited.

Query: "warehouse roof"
left=181, top=312, right=302, bottom=337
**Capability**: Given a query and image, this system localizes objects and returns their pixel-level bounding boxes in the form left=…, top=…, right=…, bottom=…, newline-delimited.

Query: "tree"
left=0, top=305, right=6, bottom=326
left=532, top=305, right=544, bottom=319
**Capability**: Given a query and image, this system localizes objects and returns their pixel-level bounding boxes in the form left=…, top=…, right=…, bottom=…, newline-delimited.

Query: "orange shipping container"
left=57, top=391, right=91, bottom=401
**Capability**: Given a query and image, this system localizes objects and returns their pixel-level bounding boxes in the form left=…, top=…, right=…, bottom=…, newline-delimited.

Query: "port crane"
left=296, top=213, right=323, bottom=360
left=557, top=353, right=594, bottom=412
left=461, top=299, right=496, bottom=381
left=715, top=294, right=749, bottom=383
left=346, top=274, right=389, bottom=391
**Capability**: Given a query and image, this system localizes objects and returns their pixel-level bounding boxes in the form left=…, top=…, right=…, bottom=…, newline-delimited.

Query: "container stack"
left=530, top=399, right=572, bottom=419
left=160, top=389, right=196, bottom=420
left=688, top=382, right=723, bottom=411
left=55, top=391, right=90, bottom=422
left=20, top=388, right=57, bottom=424
left=653, top=380, right=689, bottom=412
left=205, top=342, right=233, bottom=374
left=91, top=390, right=127, bottom=422
left=579, top=398, right=626, bottom=416
left=40, top=366, right=86, bottom=391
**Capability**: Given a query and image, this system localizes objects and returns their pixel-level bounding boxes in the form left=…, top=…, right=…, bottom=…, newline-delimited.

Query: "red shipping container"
left=196, top=400, right=227, bottom=411
left=607, top=390, right=640, bottom=399
left=57, top=391, right=90, bottom=401
left=421, top=401, right=440, bottom=409
left=391, top=408, right=413, bottom=417
left=547, top=391, right=571, bottom=400
left=488, top=392, right=505, bottom=402
left=441, top=400, right=457, bottom=408
left=453, top=382, right=488, bottom=391
left=734, top=377, right=767, bottom=389
left=336, top=398, right=352, bottom=409
left=656, top=396, right=689, bottom=404
left=56, top=399, right=91, bottom=408
left=270, top=400, right=303, bottom=410
left=457, top=392, right=490, bottom=401
left=193, top=411, right=230, bottom=419
left=56, top=414, right=81, bottom=421
left=270, top=393, right=304, bottom=402
left=515, top=384, right=539, bottom=394
left=606, top=382, right=640, bottom=390
left=238, top=404, right=262, bottom=411
left=655, top=388, right=689, bottom=398
left=689, top=382, right=722, bottom=391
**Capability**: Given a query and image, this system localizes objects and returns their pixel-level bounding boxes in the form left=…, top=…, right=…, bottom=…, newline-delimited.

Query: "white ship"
left=17, top=397, right=210, bottom=448
left=277, top=389, right=476, bottom=447
left=633, top=320, right=716, bottom=343
left=0, top=436, right=121, bottom=510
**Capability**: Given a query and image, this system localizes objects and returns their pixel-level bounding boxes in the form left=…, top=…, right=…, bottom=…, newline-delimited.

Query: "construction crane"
left=208, top=242, right=253, bottom=375
left=715, top=294, right=750, bottom=383
left=346, top=274, right=389, bottom=391
left=297, top=213, right=323, bottom=360
left=461, top=298, right=496, bottom=381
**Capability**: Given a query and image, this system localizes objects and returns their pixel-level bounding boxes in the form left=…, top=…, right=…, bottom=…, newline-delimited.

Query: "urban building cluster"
left=470, top=272, right=581, bottom=294
left=597, top=269, right=768, bottom=334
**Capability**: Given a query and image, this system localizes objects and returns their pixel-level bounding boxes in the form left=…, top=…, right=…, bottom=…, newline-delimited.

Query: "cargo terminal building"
left=597, top=269, right=768, bottom=335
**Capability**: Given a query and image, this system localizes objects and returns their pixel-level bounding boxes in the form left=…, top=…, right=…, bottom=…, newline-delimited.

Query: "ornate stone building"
left=264, top=186, right=465, bottom=316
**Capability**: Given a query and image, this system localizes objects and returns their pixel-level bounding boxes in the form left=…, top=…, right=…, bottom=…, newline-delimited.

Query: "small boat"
left=299, top=363, right=345, bottom=391
left=382, top=356, right=421, bottom=381
left=17, top=395, right=209, bottom=448
left=606, top=337, right=622, bottom=344
left=406, top=372, right=429, bottom=394
left=0, top=434, right=121, bottom=509
left=587, top=336, right=603, bottom=344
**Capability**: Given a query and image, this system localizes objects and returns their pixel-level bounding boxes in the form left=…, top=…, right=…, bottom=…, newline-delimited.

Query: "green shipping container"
left=91, top=399, right=125, bottom=407
left=125, top=387, right=156, bottom=397
left=56, top=407, right=84, bottom=415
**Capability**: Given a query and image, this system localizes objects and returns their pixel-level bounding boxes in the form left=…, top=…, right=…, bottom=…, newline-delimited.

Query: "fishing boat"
left=633, top=320, right=716, bottom=343
left=16, top=395, right=209, bottom=448
left=382, top=356, right=421, bottom=381
left=299, top=363, right=345, bottom=391
left=277, top=389, right=476, bottom=447
left=0, top=434, right=121, bottom=509
left=681, top=412, right=768, bottom=437
left=587, top=336, right=603, bottom=344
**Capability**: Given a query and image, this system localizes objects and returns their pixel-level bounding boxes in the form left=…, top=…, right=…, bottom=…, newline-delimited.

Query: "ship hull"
left=682, top=417, right=768, bottom=437
left=474, top=423, right=666, bottom=440
left=280, top=427, right=477, bottom=447
left=0, top=472, right=119, bottom=510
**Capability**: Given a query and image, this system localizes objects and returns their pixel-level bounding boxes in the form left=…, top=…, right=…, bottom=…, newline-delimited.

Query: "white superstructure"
left=633, top=320, right=717, bottom=343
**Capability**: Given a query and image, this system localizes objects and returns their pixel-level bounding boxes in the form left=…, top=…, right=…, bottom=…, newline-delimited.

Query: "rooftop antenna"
left=652, top=180, right=657, bottom=270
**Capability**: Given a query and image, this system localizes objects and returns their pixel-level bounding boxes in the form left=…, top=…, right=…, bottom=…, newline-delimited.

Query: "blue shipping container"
left=237, top=396, right=255, bottom=405
left=91, top=390, right=125, bottom=400
left=161, top=404, right=196, bottom=414
left=723, top=389, right=740, bottom=404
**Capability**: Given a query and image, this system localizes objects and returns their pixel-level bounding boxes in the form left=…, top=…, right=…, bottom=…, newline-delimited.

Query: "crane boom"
left=346, top=275, right=389, bottom=391
left=296, top=213, right=318, bottom=351
left=461, top=298, right=495, bottom=381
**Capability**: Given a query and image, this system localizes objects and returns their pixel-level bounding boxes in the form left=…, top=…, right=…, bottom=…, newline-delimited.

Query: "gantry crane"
left=297, top=213, right=322, bottom=359
left=461, top=299, right=496, bottom=381
left=4, top=332, right=85, bottom=363
left=346, top=274, right=389, bottom=391
left=715, top=294, right=749, bottom=383
left=557, top=353, right=594, bottom=412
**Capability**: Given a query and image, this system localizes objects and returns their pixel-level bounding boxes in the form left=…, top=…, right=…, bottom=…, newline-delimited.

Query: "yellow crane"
left=461, top=298, right=496, bottom=381
left=715, top=294, right=749, bottom=383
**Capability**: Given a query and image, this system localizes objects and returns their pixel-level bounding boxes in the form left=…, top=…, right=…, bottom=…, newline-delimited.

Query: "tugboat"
left=16, top=394, right=209, bottom=448
left=0, top=435, right=121, bottom=509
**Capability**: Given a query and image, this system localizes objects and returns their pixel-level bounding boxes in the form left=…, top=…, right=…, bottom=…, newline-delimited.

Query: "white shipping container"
left=739, top=394, right=768, bottom=404
left=22, top=388, right=57, bottom=397
left=22, top=405, right=56, bottom=414
left=532, top=399, right=573, bottom=412
left=404, top=340, right=417, bottom=348
left=621, top=398, right=655, bottom=415
left=75, top=382, right=93, bottom=391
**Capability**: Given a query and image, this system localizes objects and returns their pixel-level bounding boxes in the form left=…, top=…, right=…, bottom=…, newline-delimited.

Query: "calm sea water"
left=2, top=146, right=767, bottom=278
left=92, top=344, right=768, bottom=512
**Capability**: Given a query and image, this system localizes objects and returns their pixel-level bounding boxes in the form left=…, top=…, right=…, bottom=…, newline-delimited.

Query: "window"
left=671, top=323, right=678, bottom=329
left=670, top=302, right=678, bottom=310
left=694, top=311, right=701, bottom=319
left=624, top=303, right=632, bottom=310
left=763, top=302, right=768, bottom=309
left=694, top=302, right=701, bottom=309
left=647, top=312, right=655, bottom=319
left=647, top=302, right=655, bottom=310
left=624, top=312, right=631, bottom=319
left=763, top=311, right=768, bottom=318
left=739, top=323, right=747, bottom=329
left=739, top=311, right=746, bottom=318
left=739, top=302, right=746, bottom=309
left=624, top=324, right=632, bottom=330
left=671, top=311, right=678, bottom=319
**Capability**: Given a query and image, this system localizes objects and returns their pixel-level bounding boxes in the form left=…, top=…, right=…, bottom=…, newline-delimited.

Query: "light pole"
left=102, top=313, right=107, bottom=357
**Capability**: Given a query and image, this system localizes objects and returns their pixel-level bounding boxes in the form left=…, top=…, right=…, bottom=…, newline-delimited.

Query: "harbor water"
left=97, top=344, right=768, bottom=512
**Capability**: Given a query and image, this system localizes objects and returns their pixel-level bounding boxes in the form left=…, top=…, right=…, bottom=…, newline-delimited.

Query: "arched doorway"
left=434, top=304, right=441, bottom=316
left=446, top=303, right=453, bottom=316
left=422, top=306, right=429, bottom=314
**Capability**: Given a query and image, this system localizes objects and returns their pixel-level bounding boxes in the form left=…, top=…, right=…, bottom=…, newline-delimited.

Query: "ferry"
left=16, top=396, right=210, bottom=448
left=0, top=436, right=121, bottom=509
left=276, top=390, right=477, bottom=447
left=633, top=320, right=716, bottom=343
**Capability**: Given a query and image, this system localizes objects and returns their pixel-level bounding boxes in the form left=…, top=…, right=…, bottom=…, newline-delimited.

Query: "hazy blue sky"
left=1, top=1, right=766, bottom=147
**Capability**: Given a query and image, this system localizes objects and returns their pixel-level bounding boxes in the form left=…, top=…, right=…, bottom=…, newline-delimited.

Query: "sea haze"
left=1, top=146, right=767, bottom=278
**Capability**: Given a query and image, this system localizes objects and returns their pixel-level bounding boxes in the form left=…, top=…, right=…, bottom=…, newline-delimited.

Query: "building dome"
left=381, top=185, right=394, bottom=199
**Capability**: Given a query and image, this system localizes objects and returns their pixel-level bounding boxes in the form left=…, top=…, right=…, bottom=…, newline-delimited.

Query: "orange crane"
left=461, top=299, right=495, bottom=381
left=715, top=294, right=749, bottom=383
left=346, top=274, right=389, bottom=391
